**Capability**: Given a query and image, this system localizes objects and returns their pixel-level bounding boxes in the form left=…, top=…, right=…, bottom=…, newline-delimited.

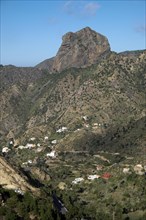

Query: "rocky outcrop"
left=30, top=167, right=50, bottom=182
left=0, top=156, right=40, bottom=194
left=36, top=27, right=110, bottom=72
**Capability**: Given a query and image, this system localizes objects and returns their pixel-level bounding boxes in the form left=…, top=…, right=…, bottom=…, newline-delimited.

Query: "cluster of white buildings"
left=72, top=163, right=146, bottom=185
left=72, top=175, right=101, bottom=184
left=56, top=127, right=68, bottom=133
left=22, top=160, right=33, bottom=166
left=14, top=188, right=24, bottom=195
left=18, top=143, right=36, bottom=150
left=123, top=164, right=145, bottom=175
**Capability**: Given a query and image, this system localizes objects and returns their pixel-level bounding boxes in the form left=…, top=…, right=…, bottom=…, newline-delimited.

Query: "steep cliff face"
left=52, top=27, right=110, bottom=72
left=36, top=27, right=110, bottom=72
left=0, top=156, right=40, bottom=194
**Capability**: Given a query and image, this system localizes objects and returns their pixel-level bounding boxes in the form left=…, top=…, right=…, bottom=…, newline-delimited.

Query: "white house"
left=56, top=129, right=62, bottom=133
left=56, top=127, right=68, bottom=133
left=36, top=147, right=43, bottom=153
left=134, top=164, right=144, bottom=175
left=30, top=137, right=36, bottom=141
left=44, top=136, right=49, bottom=140
left=18, top=145, right=25, bottom=150
left=2, top=147, right=10, bottom=153
left=123, top=168, right=131, bottom=174
left=82, top=116, right=88, bottom=121
left=22, top=160, right=32, bottom=165
left=25, top=143, right=36, bottom=149
left=87, top=175, right=100, bottom=180
left=46, top=150, right=56, bottom=158
left=9, top=141, right=14, bottom=145
left=72, top=177, right=84, bottom=184
left=96, top=165, right=103, bottom=171
left=22, top=162, right=28, bottom=165
left=51, top=140, right=57, bottom=144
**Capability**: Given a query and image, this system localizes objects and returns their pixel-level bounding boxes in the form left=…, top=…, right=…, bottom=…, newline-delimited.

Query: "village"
left=1, top=112, right=146, bottom=220
left=0, top=116, right=146, bottom=220
left=1, top=121, right=146, bottom=191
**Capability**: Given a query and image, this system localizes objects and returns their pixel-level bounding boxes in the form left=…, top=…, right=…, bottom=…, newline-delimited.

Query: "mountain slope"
left=0, top=50, right=146, bottom=147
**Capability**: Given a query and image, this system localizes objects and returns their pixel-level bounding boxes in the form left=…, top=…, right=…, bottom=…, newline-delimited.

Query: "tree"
left=5, top=209, right=17, bottom=220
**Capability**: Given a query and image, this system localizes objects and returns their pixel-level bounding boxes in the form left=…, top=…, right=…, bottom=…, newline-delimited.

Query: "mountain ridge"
left=0, top=49, right=145, bottom=144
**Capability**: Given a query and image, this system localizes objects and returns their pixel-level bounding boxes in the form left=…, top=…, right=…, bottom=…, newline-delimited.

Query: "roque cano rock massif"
left=36, top=27, right=110, bottom=72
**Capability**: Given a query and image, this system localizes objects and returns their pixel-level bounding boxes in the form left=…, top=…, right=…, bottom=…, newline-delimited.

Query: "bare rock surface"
left=0, top=156, right=40, bottom=194
left=36, top=27, right=110, bottom=72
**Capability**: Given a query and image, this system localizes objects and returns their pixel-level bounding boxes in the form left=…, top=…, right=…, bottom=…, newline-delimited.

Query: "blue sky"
left=1, top=0, right=146, bottom=66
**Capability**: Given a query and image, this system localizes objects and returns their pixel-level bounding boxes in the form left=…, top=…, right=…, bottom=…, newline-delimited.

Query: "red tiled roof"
left=102, top=173, right=111, bottom=179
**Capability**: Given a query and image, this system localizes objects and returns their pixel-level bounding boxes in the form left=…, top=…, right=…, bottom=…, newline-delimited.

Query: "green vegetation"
left=1, top=160, right=146, bottom=220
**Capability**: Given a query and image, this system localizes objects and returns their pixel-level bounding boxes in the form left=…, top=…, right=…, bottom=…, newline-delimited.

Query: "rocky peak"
left=36, top=27, right=111, bottom=72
